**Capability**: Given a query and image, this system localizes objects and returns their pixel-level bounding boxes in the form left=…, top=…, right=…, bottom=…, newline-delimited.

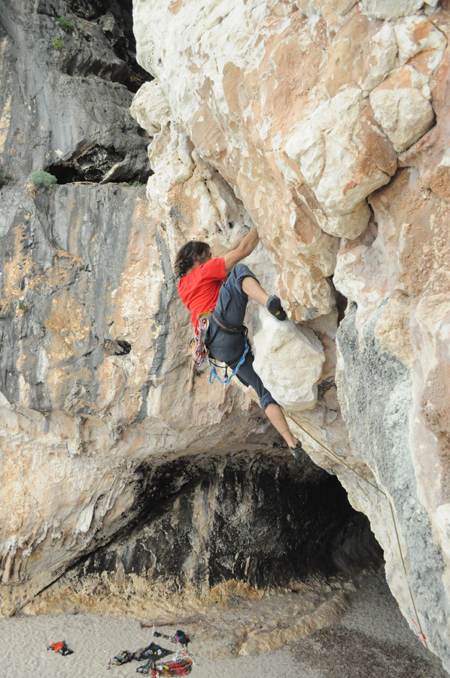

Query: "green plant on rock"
left=3, top=170, right=11, bottom=182
left=131, top=181, right=143, bottom=187
left=30, top=171, right=58, bottom=188
left=53, top=37, right=63, bottom=50
left=18, top=300, right=29, bottom=312
left=56, top=17, right=73, bottom=32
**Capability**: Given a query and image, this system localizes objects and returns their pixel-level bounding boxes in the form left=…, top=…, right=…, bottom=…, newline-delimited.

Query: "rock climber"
left=176, top=226, right=304, bottom=458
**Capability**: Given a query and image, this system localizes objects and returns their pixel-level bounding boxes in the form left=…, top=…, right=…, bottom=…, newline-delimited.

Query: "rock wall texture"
left=2, top=0, right=450, bottom=671
left=0, top=0, right=378, bottom=627
left=129, top=0, right=450, bottom=669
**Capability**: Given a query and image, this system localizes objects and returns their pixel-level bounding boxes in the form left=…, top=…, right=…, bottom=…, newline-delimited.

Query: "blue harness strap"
left=209, top=341, right=249, bottom=386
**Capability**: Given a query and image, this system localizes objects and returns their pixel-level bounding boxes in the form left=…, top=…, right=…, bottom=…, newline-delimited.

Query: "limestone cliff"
left=1, top=0, right=450, bottom=673
left=130, top=0, right=450, bottom=670
left=0, top=0, right=378, bottom=621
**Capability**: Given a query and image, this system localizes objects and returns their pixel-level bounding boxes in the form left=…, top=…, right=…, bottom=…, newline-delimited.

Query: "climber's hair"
left=174, top=241, right=211, bottom=278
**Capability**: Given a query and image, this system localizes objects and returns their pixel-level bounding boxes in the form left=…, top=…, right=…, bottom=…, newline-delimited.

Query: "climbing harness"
left=209, top=341, right=249, bottom=386
left=190, top=312, right=212, bottom=366
left=190, top=310, right=249, bottom=386
left=282, top=409, right=446, bottom=678
left=208, top=312, right=249, bottom=386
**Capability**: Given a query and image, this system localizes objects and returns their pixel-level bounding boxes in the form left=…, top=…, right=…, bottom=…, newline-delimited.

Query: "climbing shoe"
left=289, top=440, right=304, bottom=459
left=266, top=295, right=287, bottom=321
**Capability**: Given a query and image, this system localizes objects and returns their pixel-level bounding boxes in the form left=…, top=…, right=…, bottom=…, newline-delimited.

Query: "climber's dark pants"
left=206, top=263, right=277, bottom=411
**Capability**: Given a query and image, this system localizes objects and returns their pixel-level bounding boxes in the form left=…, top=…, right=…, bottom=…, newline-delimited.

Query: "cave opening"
left=46, top=143, right=152, bottom=184
left=69, top=448, right=383, bottom=593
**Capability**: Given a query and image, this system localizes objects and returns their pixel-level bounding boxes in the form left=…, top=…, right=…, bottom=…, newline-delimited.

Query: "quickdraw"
left=190, top=312, right=212, bottom=366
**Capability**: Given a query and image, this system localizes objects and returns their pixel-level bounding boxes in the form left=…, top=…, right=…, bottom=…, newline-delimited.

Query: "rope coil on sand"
left=283, top=410, right=445, bottom=678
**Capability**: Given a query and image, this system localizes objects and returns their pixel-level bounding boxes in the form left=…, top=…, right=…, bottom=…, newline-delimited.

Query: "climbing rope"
left=283, top=409, right=445, bottom=678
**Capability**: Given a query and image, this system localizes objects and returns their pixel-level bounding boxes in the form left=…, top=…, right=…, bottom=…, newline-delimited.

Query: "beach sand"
left=0, top=571, right=446, bottom=678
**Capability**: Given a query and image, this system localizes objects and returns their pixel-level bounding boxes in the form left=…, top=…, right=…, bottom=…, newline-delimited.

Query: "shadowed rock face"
left=0, top=0, right=151, bottom=185
left=75, top=449, right=382, bottom=590
left=66, top=0, right=149, bottom=92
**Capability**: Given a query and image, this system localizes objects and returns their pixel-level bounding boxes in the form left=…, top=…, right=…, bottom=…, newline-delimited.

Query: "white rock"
left=439, top=148, right=450, bottom=167
left=359, top=0, right=424, bottom=21
left=317, top=201, right=371, bottom=239
left=370, top=81, right=435, bottom=153
left=130, top=80, right=171, bottom=136
left=363, top=22, right=398, bottom=92
left=0, top=391, right=11, bottom=408
left=334, top=237, right=386, bottom=319
left=147, top=121, right=195, bottom=211
left=285, top=88, right=395, bottom=217
left=435, top=505, right=450, bottom=557
left=75, top=504, right=95, bottom=534
left=330, top=0, right=359, bottom=17
left=394, top=16, right=447, bottom=76
left=285, top=126, right=325, bottom=190
left=297, top=0, right=357, bottom=17
left=252, top=313, right=325, bottom=412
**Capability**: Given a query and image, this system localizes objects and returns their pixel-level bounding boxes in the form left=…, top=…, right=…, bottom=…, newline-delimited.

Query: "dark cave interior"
left=73, top=447, right=383, bottom=591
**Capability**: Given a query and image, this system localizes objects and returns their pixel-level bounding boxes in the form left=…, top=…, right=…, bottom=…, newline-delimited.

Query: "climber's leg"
left=241, top=276, right=269, bottom=306
left=242, top=277, right=287, bottom=320
left=229, top=350, right=301, bottom=452
left=208, top=263, right=296, bottom=450
left=214, top=263, right=258, bottom=328
left=215, top=262, right=286, bottom=325
left=227, top=348, right=275, bottom=410
left=264, top=404, right=298, bottom=448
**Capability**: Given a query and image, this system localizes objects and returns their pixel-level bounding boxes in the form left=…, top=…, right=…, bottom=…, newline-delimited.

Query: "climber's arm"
left=227, top=229, right=248, bottom=251
left=223, top=226, right=259, bottom=274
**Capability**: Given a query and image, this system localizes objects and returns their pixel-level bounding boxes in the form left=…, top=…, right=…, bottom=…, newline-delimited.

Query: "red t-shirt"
left=178, top=257, right=226, bottom=330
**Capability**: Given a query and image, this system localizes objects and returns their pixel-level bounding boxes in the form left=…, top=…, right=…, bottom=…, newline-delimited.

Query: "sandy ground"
left=0, top=571, right=447, bottom=678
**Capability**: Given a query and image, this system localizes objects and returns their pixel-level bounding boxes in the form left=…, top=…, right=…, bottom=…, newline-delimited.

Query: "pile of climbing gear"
left=141, top=628, right=193, bottom=675
left=110, top=629, right=194, bottom=676
left=190, top=312, right=212, bottom=366
left=111, top=642, right=172, bottom=667
left=144, top=653, right=193, bottom=676
left=47, top=640, right=73, bottom=656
